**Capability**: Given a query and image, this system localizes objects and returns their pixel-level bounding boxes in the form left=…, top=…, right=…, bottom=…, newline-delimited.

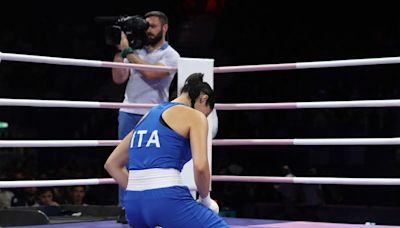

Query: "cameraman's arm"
left=120, top=32, right=169, bottom=80
left=112, top=52, right=130, bottom=84
left=125, top=54, right=169, bottom=80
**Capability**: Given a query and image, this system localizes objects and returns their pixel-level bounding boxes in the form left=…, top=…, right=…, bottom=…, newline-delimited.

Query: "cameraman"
left=111, top=11, right=180, bottom=223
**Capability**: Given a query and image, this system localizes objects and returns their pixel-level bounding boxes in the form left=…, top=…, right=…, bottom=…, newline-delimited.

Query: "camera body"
left=105, top=15, right=149, bottom=49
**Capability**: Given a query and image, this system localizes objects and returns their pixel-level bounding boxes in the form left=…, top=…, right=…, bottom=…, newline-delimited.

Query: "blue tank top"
left=128, top=102, right=192, bottom=171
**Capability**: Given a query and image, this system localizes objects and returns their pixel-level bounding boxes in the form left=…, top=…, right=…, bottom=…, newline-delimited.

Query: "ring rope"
left=212, top=176, right=400, bottom=185
left=0, top=98, right=155, bottom=109
left=2, top=176, right=400, bottom=188
left=2, top=98, right=400, bottom=110
left=2, top=52, right=400, bottom=73
left=0, top=140, right=120, bottom=147
left=214, top=56, right=400, bottom=73
left=0, top=52, right=175, bottom=72
left=2, top=138, right=400, bottom=148
left=213, top=138, right=400, bottom=146
left=0, top=178, right=115, bottom=188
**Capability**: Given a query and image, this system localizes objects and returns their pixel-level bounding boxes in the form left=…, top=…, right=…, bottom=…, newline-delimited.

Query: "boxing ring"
left=2, top=52, right=400, bottom=227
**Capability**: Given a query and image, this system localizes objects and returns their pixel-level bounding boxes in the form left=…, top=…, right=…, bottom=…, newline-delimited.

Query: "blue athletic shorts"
left=124, top=186, right=229, bottom=228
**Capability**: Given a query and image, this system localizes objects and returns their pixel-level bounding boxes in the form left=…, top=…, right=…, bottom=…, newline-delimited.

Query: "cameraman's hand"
left=120, top=32, right=130, bottom=50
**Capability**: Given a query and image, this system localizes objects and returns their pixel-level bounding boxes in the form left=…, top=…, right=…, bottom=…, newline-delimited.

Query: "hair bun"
left=185, top=73, right=204, bottom=86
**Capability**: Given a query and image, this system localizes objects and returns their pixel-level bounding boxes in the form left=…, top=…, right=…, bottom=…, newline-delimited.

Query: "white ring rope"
left=0, top=178, right=116, bottom=188
left=2, top=98, right=400, bottom=110
left=0, top=98, right=155, bottom=109
left=212, top=176, right=400, bottom=186
left=1, top=176, right=400, bottom=188
left=2, top=138, right=400, bottom=148
left=0, top=140, right=120, bottom=147
left=213, top=138, right=400, bottom=146
left=2, top=52, right=400, bottom=73
left=0, top=52, right=175, bottom=72
left=214, top=56, right=400, bottom=73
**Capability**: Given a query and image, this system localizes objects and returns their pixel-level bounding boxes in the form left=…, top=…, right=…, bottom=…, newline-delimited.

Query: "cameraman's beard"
left=145, top=29, right=163, bottom=46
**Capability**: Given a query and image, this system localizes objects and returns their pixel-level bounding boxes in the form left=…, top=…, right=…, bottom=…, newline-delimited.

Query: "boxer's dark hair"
left=181, top=73, right=215, bottom=109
